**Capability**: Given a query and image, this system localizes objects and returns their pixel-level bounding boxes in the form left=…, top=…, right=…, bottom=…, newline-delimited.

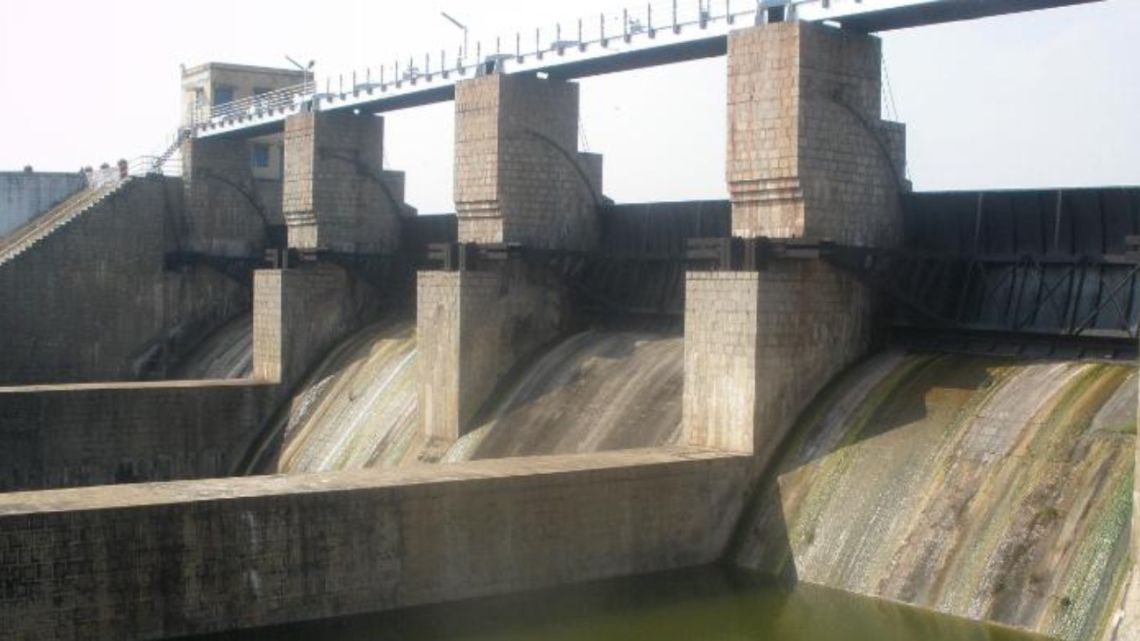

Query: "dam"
left=0, top=1, right=1136, bottom=640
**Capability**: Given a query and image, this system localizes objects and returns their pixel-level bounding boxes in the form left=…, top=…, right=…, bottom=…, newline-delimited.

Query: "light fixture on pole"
left=441, top=12, right=470, bottom=61
left=285, top=55, right=316, bottom=90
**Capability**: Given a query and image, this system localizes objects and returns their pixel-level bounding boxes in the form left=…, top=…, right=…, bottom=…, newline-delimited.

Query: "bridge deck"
left=192, top=0, right=1099, bottom=140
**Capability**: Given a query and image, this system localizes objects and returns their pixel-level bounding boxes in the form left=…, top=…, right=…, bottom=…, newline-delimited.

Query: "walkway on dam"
left=190, top=0, right=1098, bottom=139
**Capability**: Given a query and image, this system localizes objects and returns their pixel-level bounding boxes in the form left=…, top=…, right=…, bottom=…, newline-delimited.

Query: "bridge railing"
left=192, top=81, right=316, bottom=128
left=192, top=0, right=876, bottom=135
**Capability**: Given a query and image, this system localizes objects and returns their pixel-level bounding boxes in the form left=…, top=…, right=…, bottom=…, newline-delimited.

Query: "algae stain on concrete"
left=249, top=325, right=684, bottom=474
left=732, top=351, right=1135, bottom=641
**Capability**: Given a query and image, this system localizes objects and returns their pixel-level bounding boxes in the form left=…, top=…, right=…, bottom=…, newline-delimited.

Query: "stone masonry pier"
left=684, top=20, right=901, bottom=467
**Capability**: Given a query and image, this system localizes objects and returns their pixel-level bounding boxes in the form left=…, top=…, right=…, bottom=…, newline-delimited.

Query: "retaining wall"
left=0, top=447, right=749, bottom=641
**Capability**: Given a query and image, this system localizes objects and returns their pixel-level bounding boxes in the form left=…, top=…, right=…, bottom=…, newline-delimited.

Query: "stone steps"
left=0, top=179, right=130, bottom=267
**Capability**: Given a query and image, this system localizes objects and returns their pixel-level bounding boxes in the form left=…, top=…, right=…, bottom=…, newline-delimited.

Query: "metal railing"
left=191, top=82, right=316, bottom=127
left=83, top=129, right=188, bottom=189
left=191, top=0, right=878, bottom=135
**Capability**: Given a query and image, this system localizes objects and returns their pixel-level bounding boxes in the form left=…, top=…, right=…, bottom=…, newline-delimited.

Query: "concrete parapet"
left=0, top=447, right=749, bottom=641
left=454, top=73, right=601, bottom=251
left=252, top=263, right=378, bottom=389
left=682, top=263, right=873, bottom=468
left=282, top=111, right=406, bottom=254
left=417, top=260, right=572, bottom=442
left=727, top=21, right=905, bottom=247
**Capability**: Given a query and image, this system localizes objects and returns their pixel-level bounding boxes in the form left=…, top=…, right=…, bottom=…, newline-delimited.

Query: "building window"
left=251, top=144, right=271, bottom=169
left=253, top=87, right=271, bottom=96
left=213, top=86, right=235, bottom=106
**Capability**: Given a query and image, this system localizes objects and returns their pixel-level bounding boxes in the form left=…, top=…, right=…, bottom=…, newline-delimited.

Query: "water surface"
left=181, top=567, right=1050, bottom=641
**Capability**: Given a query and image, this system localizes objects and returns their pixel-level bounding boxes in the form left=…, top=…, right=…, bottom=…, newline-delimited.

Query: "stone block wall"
left=0, top=262, right=376, bottom=494
left=682, top=272, right=760, bottom=453
left=454, top=73, right=600, bottom=250
left=683, top=263, right=874, bottom=470
left=0, top=380, right=274, bottom=492
left=417, top=260, right=572, bottom=442
left=282, top=111, right=405, bottom=254
left=0, top=447, right=749, bottom=641
left=727, top=21, right=905, bottom=247
left=181, top=137, right=267, bottom=257
left=252, top=263, right=379, bottom=389
left=0, top=178, right=249, bottom=385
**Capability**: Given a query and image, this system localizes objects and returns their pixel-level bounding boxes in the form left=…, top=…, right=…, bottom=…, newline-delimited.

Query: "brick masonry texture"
left=727, top=21, right=906, bottom=247
left=0, top=381, right=274, bottom=492
left=683, top=262, right=874, bottom=470
left=253, top=263, right=378, bottom=390
left=0, top=263, right=377, bottom=494
left=0, top=447, right=749, bottom=641
left=181, top=137, right=268, bottom=257
left=417, top=260, right=573, bottom=441
left=0, top=178, right=249, bottom=385
left=454, top=74, right=601, bottom=251
left=282, top=111, right=406, bottom=254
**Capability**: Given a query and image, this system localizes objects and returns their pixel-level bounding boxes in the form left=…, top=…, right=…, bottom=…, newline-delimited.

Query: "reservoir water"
left=181, top=567, right=1049, bottom=641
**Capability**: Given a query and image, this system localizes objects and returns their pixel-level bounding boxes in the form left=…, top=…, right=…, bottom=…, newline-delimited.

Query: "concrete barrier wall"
left=0, top=262, right=379, bottom=494
left=0, top=172, right=86, bottom=237
left=0, top=380, right=276, bottom=492
left=0, top=447, right=749, bottom=641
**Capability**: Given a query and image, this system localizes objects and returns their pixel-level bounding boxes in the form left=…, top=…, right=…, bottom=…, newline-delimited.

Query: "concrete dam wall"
left=732, top=351, right=1135, bottom=641
left=0, top=13, right=1134, bottom=641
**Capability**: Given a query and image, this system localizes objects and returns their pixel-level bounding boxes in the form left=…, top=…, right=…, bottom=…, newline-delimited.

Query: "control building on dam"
left=0, top=0, right=1136, bottom=639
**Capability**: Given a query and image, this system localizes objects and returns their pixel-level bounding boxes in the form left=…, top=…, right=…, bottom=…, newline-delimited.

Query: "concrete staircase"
left=0, top=178, right=131, bottom=267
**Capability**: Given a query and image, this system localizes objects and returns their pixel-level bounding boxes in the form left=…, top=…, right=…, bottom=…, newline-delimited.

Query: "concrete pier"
left=282, top=111, right=410, bottom=254
left=181, top=136, right=267, bottom=257
left=684, top=21, right=903, bottom=465
left=454, top=73, right=602, bottom=251
left=418, top=72, right=603, bottom=443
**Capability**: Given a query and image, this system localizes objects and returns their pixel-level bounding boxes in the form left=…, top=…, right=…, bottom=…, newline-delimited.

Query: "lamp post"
left=284, top=55, right=315, bottom=91
left=441, top=12, right=470, bottom=62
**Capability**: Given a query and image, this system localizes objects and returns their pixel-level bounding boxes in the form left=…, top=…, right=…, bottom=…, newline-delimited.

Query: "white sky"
left=1, top=0, right=1137, bottom=213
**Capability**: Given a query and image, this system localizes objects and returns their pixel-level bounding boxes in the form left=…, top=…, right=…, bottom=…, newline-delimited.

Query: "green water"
left=183, top=567, right=1050, bottom=641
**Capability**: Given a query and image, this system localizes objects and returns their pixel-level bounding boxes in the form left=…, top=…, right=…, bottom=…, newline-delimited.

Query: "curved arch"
left=317, top=148, right=408, bottom=216
left=509, top=127, right=606, bottom=209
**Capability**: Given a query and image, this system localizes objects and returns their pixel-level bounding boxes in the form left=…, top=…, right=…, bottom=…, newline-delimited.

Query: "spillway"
left=248, top=320, right=420, bottom=473
left=248, top=324, right=683, bottom=474
left=731, top=351, right=1136, bottom=641
left=444, top=329, right=683, bottom=461
left=172, top=313, right=253, bottom=380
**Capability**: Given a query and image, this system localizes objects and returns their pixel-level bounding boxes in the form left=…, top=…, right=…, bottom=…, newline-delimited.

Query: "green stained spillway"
left=246, top=322, right=684, bottom=473
left=182, top=315, right=1134, bottom=640
left=732, top=352, right=1135, bottom=641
